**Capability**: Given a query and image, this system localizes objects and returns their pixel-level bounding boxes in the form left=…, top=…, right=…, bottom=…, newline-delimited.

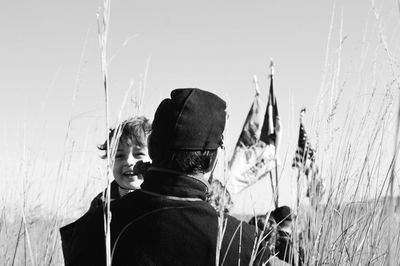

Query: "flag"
left=292, top=108, right=315, bottom=170
left=260, top=74, right=280, bottom=150
left=292, top=108, right=324, bottom=203
left=227, top=73, right=280, bottom=194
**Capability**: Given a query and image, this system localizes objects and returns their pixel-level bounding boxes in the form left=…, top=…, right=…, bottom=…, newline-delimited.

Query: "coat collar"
left=140, top=167, right=210, bottom=201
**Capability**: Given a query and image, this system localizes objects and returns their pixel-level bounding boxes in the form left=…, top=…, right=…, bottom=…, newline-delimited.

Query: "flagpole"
left=253, top=75, right=260, bottom=95
left=294, top=109, right=305, bottom=266
left=269, top=59, right=280, bottom=209
left=268, top=171, right=276, bottom=209
left=295, top=167, right=301, bottom=266
left=255, top=74, right=278, bottom=208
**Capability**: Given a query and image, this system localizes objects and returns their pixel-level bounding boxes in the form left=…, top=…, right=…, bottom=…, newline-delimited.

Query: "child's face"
left=113, top=140, right=150, bottom=190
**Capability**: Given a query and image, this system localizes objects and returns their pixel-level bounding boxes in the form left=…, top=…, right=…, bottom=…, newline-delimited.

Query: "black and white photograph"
left=1, top=0, right=400, bottom=265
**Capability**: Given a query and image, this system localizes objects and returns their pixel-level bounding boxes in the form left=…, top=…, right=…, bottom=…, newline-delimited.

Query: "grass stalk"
left=96, top=0, right=112, bottom=265
left=21, top=209, right=35, bottom=266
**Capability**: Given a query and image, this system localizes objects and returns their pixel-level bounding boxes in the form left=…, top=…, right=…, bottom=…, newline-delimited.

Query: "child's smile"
left=113, top=141, right=150, bottom=190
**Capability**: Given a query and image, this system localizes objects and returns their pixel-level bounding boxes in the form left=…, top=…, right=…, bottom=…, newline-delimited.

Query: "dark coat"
left=89, top=180, right=121, bottom=211
left=60, top=180, right=120, bottom=264
left=275, top=230, right=304, bottom=266
left=64, top=169, right=265, bottom=266
left=275, top=230, right=293, bottom=264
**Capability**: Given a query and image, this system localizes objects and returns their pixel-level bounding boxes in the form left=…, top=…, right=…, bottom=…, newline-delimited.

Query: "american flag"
left=292, top=108, right=315, bottom=169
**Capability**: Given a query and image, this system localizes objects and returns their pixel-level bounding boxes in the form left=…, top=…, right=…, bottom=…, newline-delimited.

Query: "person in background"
left=271, top=205, right=304, bottom=266
left=249, top=212, right=277, bottom=260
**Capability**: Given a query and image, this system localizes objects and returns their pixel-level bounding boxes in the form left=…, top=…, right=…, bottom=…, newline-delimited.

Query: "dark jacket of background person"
left=66, top=169, right=259, bottom=265
left=271, top=206, right=304, bottom=266
left=275, top=229, right=295, bottom=265
left=248, top=213, right=277, bottom=260
left=275, top=229, right=304, bottom=266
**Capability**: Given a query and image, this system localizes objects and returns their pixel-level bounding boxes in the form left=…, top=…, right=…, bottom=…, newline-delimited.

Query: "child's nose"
left=127, top=154, right=137, bottom=166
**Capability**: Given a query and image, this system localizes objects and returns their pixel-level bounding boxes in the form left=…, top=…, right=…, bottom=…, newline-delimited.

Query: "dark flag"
left=260, top=71, right=280, bottom=151
left=292, top=108, right=315, bottom=170
left=228, top=72, right=280, bottom=194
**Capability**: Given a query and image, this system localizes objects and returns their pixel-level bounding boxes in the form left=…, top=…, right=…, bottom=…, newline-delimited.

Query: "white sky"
left=1, top=0, right=400, bottom=214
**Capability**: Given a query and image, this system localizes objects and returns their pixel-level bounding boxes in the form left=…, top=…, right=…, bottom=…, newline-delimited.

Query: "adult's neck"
left=149, top=166, right=209, bottom=184
left=141, top=167, right=210, bottom=200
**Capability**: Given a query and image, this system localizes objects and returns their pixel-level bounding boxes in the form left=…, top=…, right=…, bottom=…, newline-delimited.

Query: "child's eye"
left=133, top=152, right=147, bottom=159
left=115, top=154, right=125, bottom=159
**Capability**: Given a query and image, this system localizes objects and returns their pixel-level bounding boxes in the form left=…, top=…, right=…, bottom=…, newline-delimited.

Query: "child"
left=60, top=116, right=151, bottom=264
left=89, top=116, right=152, bottom=211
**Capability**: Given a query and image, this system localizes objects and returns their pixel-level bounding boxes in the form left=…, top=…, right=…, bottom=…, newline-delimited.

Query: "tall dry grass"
left=1, top=1, right=400, bottom=266
left=287, top=2, right=400, bottom=265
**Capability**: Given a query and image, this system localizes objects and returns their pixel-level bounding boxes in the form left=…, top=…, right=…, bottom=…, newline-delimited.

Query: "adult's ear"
left=147, top=133, right=161, bottom=161
left=147, top=133, right=154, bottom=158
left=204, top=148, right=220, bottom=182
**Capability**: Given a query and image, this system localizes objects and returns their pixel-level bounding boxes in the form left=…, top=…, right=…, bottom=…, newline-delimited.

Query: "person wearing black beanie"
left=65, top=88, right=268, bottom=265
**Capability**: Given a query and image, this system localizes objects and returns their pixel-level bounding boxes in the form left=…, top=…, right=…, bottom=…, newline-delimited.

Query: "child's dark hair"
left=98, top=116, right=152, bottom=159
